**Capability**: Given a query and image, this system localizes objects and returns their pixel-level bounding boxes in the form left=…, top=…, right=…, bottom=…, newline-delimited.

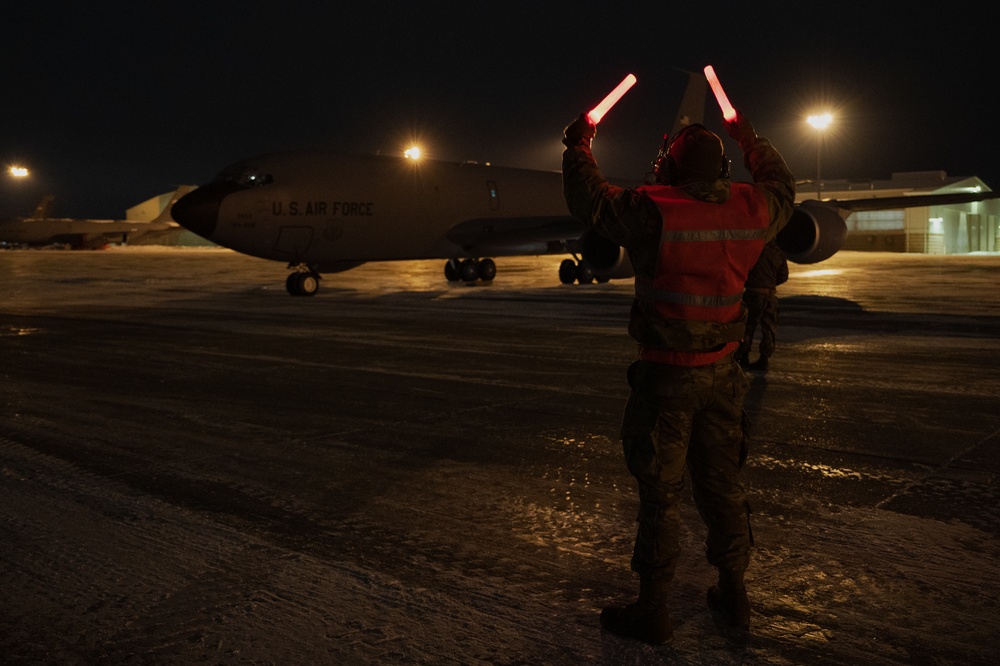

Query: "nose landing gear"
left=286, top=266, right=321, bottom=296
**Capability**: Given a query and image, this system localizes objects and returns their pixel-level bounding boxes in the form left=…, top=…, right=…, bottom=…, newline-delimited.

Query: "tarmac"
left=1, top=248, right=998, bottom=665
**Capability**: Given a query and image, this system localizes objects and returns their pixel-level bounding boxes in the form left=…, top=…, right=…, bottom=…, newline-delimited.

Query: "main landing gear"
left=444, top=257, right=608, bottom=285
left=445, top=258, right=496, bottom=284
left=286, top=266, right=321, bottom=296
left=559, top=257, right=607, bottom=285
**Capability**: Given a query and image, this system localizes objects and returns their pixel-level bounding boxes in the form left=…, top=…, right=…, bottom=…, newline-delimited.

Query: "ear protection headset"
left=650, top=123, right=730, bottom=185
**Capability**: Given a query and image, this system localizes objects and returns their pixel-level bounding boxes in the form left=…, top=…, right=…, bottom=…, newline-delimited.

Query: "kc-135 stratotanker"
left=171, top=72, right=998, bottom=296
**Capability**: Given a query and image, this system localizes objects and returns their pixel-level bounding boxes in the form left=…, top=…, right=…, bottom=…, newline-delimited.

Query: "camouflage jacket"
left=562, top=127, right=796, bottom=359
left=745, top=240, right=789, bottom=291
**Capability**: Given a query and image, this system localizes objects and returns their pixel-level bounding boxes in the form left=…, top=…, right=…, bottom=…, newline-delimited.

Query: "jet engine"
left=776, top=200, right=848, bottom=264
left=580, top=229, right=635, bottom=279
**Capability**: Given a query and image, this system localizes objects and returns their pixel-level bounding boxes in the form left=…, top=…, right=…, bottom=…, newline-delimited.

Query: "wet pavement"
left=1, top=248, right=998, bottom=664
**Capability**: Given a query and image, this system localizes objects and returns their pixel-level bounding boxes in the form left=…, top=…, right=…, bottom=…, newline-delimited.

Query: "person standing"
left=738, top=240, right=789, bottom=372
left=562, top=107, right=795, bottom=644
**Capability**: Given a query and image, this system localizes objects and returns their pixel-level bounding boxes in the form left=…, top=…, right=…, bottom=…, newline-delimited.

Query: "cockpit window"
left=216, top=168, right=273, bottom=188
left=241, top=172, right=273, bottom=187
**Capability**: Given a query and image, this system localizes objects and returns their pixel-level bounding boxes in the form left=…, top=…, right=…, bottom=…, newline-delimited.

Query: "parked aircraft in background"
left=170, top=73, right=999, bottom=295
left=0, top=185, right=196, bottom=249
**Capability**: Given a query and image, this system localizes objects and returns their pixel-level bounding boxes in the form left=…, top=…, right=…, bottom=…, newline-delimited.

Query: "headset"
left=649, top=123, right=730, bottom=185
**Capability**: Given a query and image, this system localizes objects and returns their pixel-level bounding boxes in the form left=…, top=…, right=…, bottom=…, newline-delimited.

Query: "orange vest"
left=635, top=183, right=771, bottom=366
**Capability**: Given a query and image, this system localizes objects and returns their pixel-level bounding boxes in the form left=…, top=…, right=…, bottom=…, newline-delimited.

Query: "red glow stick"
left=703, top=65, right=737, bottom=122
left=587, top=73, right=637, bottom=124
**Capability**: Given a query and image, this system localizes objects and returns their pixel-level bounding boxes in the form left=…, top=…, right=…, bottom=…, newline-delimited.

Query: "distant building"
left=797, top=171, right=999, bottom=254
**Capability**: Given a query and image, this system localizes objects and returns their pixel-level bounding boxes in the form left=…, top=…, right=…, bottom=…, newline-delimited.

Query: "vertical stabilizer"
left=31, top=195, right=56, bottom=219
left=151, top=185, right=198, bottom=225
left=670, top=69, right=707, bottom=136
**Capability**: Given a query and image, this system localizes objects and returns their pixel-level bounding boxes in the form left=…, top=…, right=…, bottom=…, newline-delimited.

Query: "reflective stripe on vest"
left=634, top=281, right=745, bottom=308
left=636, top=184, right=771, bottom=324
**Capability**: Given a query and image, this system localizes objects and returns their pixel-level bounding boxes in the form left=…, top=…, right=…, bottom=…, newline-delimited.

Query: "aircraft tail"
left=31, top=195, right=56, bottom=219
left=151, top=185, right=198, bottom=226
left=670, top=69, right=708, bottom=136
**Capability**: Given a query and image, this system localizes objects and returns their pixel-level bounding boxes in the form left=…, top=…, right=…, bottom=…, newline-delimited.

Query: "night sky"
left=2, top=1, right=996, bottom=218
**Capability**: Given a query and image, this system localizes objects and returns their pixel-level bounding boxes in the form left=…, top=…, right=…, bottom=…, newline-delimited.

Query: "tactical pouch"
left=641, top=308, right=748, bottom=352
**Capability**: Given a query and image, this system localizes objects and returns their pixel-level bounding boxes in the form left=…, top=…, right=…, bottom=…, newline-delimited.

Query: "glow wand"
left=703, top=65, right=737, bottom=122
left=587, top=73, right=637, bottom=124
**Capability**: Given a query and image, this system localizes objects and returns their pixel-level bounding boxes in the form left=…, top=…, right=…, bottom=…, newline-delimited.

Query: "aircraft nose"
left=171, top=182, right=241, bottom=238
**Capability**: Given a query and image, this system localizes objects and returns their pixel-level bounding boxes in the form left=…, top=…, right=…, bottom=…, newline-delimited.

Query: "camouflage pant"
left=740, top=290, right=779, bottom=359
left=619, top=358, right=752, bottom=585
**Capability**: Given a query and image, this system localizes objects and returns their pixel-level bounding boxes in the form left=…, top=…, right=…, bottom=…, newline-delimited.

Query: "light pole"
left=807, top=113, right=832, bottom=198
left=3, top=165, right=32, bottom=217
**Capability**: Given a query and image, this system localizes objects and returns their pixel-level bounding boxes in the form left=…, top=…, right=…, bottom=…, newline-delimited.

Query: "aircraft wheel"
left=478, top=258, right=496, bottom=281
left=287, top=271, right=320, bottom=296
left=559, top=259, right=577, bottom=284
left=444, top=259, right=460, bottom=282
left=576, top=261, right=594, bottom=284
left=299, top=272, right=320, bottom=295
left=459, top=259, right=479, bottom=282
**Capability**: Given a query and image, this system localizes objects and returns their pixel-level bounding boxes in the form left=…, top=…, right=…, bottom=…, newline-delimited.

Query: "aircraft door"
left=486, top=181, right=499, bottom=211
left=274, top=225, right=315, bottom=260
left=966, top=213, right=982, bottom=252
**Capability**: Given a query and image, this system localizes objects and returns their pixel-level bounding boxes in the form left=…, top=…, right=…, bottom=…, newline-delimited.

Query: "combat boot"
left=600, top=579, right=673, bottom=645
left=706, top=572, right=750, bottom=631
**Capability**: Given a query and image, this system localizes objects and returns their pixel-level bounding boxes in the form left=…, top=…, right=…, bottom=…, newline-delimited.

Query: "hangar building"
left=798, top=171, right=999, bottom=254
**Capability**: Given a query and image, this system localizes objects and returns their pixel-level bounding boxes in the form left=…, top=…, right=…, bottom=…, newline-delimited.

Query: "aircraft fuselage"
left=175, top=152, right=581, bottom=273
left=0, top=218, right=159, bottom=248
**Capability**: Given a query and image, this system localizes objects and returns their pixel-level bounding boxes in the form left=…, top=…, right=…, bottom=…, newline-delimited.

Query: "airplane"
left=0, top=185, right=197, bottom=249
left=170, top=77, right=999, bottom=296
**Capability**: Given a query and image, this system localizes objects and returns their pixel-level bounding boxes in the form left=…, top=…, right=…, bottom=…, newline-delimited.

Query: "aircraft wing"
left=445, top=215, right=587, bottom=256
left=825, top=190, right=1000, bottom=212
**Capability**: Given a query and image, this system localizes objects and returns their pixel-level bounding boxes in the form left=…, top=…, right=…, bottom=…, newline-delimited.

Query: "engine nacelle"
left=777, top=200, right=849, bottom=264
left=580, top=230, right=635, bottom=279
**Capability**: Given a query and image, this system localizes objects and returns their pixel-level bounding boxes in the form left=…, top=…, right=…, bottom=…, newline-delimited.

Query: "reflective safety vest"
left=635, top=183, right=771, bottom=366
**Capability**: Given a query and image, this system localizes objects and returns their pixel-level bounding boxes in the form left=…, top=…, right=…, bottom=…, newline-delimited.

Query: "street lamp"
left=807, top=113, right=833, bottom=198
left=3, top=165, right=33, bottom=218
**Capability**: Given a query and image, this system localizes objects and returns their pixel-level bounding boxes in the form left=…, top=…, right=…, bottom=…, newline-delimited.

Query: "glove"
left=723, top=110, right=757, bottom=145
left=563, top=113, right=597, bottom=147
